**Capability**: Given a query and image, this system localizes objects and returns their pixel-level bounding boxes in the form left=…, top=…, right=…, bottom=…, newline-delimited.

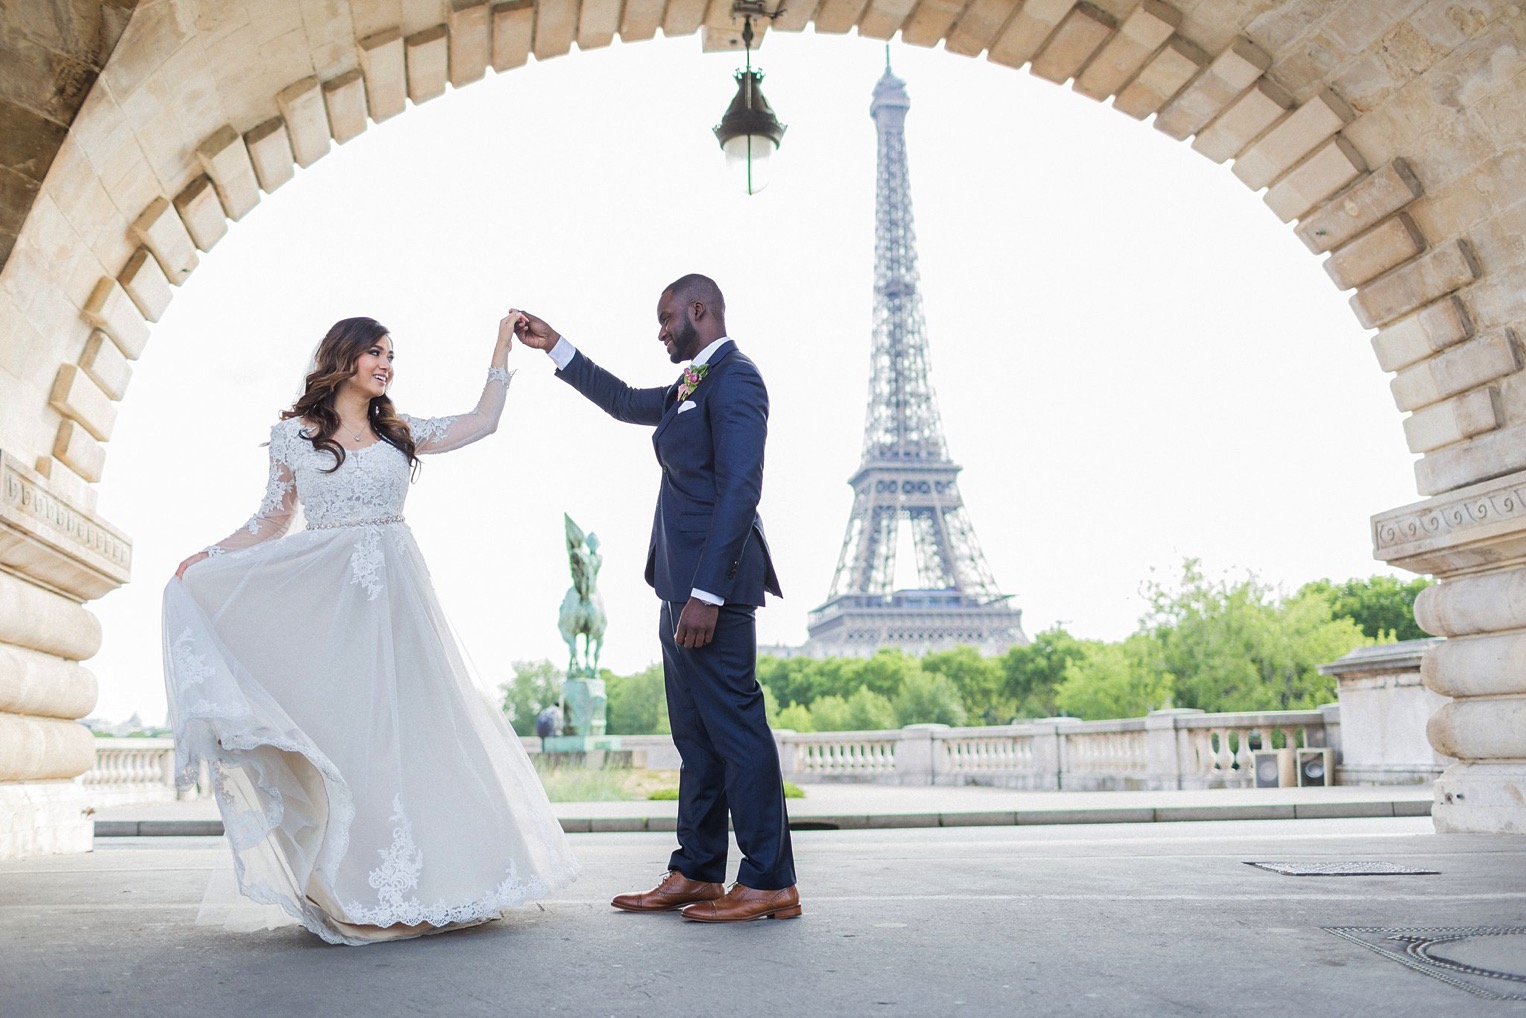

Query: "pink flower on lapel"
left=676, top=363, right=710, bottom=403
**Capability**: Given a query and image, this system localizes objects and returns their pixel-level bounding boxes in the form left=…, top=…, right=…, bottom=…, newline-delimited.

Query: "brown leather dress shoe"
left=611, top=871, right=725, bottom=913
left=680, top=883, right=802, bottom=922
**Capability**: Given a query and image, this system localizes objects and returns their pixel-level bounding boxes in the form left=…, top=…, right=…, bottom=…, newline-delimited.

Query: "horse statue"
left=557, top=513, right=606, bottom=680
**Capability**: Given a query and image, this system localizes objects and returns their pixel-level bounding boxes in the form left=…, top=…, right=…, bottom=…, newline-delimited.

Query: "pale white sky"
left=88, top=30, right=1421, bottom=724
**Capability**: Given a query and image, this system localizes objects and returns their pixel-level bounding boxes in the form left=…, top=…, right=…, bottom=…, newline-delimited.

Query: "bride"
left=163, top=314, right=578, bottom=945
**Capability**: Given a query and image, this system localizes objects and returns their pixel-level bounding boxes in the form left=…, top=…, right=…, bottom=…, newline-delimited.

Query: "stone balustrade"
left=81, top=697, right=1434, bottom=804
left=80, top=738, right=209, bottom=808
left=778, top=709, right=1335, bottom=791
left=777, top=729, right=902, bottom=781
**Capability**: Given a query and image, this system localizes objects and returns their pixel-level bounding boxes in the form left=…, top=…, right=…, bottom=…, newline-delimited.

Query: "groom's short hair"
left=666, top=273, right=726, bottom=319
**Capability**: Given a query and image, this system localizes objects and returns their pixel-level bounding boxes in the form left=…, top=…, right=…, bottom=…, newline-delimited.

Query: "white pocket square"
left=677, top=400, right=697, bottom=413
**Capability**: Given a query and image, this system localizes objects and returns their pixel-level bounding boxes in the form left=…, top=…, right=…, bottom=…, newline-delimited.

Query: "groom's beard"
left=668, top=317, right=699, bottom=363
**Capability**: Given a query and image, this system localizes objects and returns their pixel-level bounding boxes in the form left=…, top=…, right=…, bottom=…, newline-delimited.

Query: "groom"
left=514, top=274, right=799, bottom=922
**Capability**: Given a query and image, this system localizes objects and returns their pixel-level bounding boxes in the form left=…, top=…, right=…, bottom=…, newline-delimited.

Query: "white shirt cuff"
left=691, top=588, right=723, bottom=606
left=548, top=336, right=576, bottom=371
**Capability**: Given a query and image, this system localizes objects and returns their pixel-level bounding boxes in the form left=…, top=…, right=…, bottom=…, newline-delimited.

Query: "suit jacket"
left=556, top=340, right=783, bottom=606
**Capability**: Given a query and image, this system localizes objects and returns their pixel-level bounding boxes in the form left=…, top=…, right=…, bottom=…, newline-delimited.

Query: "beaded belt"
left=308, top=514, right=405, bottom=530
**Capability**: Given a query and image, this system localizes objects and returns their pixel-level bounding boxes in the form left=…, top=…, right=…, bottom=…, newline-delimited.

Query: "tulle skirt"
left=162, top=521, right=579, bottom=945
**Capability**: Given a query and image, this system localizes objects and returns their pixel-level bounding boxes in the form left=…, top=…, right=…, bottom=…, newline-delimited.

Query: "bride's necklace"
left=340, top=417, right=370, bottom=443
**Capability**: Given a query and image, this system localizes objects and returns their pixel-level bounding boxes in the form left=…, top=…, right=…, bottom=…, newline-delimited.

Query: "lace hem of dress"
left=338, top=869, right=558, bottom=931
left=338, top=795, right=574, bottom=929
left=170, top=688, right=579, bottom=945
left=177, top=727, right=356, bottom=866
left=180, top=723, right=361, bottom=946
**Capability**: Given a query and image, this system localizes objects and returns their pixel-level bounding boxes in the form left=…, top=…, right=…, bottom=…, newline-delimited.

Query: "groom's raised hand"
left=513, top=311, right=561, bottom=352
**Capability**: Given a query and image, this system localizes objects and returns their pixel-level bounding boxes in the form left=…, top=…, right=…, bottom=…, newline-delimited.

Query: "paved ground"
left=4, top=786, right=1524, bottom=1017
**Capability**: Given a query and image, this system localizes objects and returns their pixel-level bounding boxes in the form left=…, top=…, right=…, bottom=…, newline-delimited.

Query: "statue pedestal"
left=561, top=676, right=607, bottom=738
left=538, top=734, right=631, bottom=770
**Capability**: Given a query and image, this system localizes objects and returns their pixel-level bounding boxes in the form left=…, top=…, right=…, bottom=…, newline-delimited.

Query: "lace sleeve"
left=205, top=422, right=299, bottom=555
left=405, top=367, right=515, bottom=455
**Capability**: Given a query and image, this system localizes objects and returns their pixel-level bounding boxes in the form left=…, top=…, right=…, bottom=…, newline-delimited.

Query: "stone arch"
left=4, top=0, right=1526, bottom=853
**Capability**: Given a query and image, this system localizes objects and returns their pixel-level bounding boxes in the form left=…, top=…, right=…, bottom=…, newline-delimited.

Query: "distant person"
left=536, top=704, right=564, bottom=738
left=164, top=315, right=578, bottom=945
left=514, top=274, right=799, bottom=922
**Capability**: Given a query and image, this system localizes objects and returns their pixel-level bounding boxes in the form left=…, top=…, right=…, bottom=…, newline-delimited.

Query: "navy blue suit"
left=556, top=340, right=794, bottom=889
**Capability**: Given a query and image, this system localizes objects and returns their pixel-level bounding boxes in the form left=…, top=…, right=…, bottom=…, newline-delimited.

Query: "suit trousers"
left=659, top=600, right=796, bottom=890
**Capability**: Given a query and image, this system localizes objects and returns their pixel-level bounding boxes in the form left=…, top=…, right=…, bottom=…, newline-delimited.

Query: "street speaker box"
left=1296, top=747, right=1333, bottom=787
left=1253, top=749, right=1294, bottom=788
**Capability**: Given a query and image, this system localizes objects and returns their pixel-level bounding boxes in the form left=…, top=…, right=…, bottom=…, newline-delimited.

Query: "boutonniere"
left=676, top=363, right=709, bottom=402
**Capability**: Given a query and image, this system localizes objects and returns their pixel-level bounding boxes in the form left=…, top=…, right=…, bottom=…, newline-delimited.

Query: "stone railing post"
left=1375, top=476, right=1526, bottom=834
left=894, top=724, right=945, bottom=786
left=1145, top=709, right=1205, bottom=790
left=1029, top=718, right=1077, bottom=790
left=1318, top=702, right=1342, bottom=756
left=774, top=730, right=797, bottom=780
left=159, top=745, right=177, bottom=788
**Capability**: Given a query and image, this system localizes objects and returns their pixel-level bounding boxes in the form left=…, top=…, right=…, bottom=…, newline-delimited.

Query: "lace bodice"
left=208, top=368, right=513, bottom=554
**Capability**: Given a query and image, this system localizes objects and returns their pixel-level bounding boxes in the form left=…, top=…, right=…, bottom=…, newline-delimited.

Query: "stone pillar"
left=0, top=453, right=131, bottom=857
left=1319, top=702, right=1343, bottom=761
left=1029, top=718, right=1078, bottom=791
left=774, top=730, right=798, bottom=781
left=1318, top=640, right=1449, bottom=785
left=560, top=677, right=606, bottom=737
left=893, top=724, right=946, bottom=786
left=1144, top=708, right=1205, bottom=790
left=1374, top=473, right=1526, bottom=834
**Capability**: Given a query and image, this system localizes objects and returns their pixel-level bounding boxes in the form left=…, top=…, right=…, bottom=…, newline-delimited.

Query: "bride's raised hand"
left=174, top=551, right=209, bottom=580
left=497, top=311, right=520, bottom=355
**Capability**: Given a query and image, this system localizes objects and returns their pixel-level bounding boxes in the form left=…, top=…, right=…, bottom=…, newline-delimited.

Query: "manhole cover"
left=1326, top=927, right=1526, bottom=1000
left=1245, top=860, right=1440, bottom=876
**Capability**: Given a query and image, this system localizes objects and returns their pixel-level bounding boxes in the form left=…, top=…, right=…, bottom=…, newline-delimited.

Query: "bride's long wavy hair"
left=281, top=317, right=419, bottom=475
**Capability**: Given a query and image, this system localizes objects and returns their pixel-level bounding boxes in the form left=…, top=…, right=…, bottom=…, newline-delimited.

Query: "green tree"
left=499, top=659, right=562, bottom=736
left=604, top=663, right=670, bottom=735
left=893, top=669, right=968, bottom=727
left=1299, top=574, right=1435, bottom=642
left=807, top=694, right=851, bottom=732
left=843, top=685, right=898, bottom=730
left=922, top=646, right=1003, bottom=723
left=775, top=702, right=814, bottom=732
left=852, top=649, right=925, bottom=700
left=1000, top=628, right=1093, bottom=720
left=804, top=686, right=897, bottom=731
left=757, top=654, right=880, bottom=710
left=1054, top=635, right=1173, bottom=720
left=761, top=684, right=782, bottom=728
left=757, top=655, right=824, bottom=711
left=1146, top=560, right=1369, bottom=713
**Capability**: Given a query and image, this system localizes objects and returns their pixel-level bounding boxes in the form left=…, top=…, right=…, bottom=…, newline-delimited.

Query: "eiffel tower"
left=804, top=58, right=1027, bottom=657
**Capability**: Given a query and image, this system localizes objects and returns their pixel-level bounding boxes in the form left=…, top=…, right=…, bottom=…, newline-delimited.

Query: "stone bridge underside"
left=3, top=0, right=1526, bottom=854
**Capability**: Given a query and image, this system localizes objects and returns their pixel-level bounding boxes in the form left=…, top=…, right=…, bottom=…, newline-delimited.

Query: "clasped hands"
left=510, top=310, right=559, bottom=352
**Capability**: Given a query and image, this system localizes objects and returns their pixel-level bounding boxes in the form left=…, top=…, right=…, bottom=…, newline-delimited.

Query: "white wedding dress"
left=162, top=367, right=579, bottom=945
